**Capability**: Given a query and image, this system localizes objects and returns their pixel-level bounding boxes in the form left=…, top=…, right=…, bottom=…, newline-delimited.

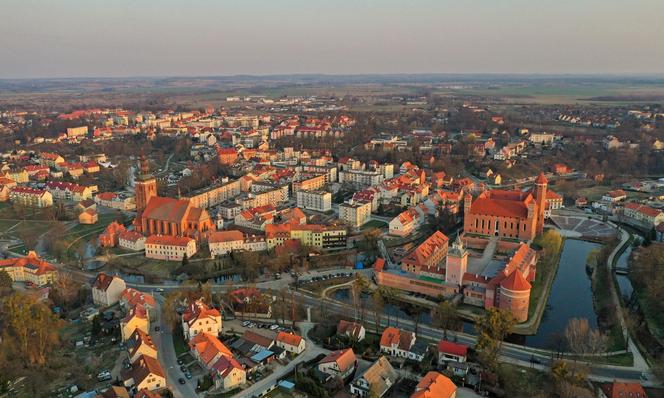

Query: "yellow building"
left=121, top=305, right=150, bottom=341
left=145, top=235, right=197, bottom=261
left=9, top=187, right=53, bottom=208
left=339, top=201, right=372, bottom=228
left=265, top=223, right=347, bottom=250
left=0, top=251, right=57, bottom=286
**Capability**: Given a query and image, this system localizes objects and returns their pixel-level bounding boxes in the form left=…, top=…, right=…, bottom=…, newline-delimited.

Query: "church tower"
left=135, top=153, right=157, bottom=213
left=445, top=236, right=468, bottom=287
left=534, top=172, right=548, bottom=235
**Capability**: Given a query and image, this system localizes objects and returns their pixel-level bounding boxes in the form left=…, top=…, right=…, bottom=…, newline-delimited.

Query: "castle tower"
left=445, top=236, right=468, bottom=287
left=534, top=172, right=548, bottom=235
left=135, top=153, right=157, bottom=213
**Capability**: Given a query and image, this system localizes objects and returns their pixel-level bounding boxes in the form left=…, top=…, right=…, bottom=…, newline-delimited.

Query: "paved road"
left=153, top=295, right=199, bottom=398
left=301, top=291, right=655, bottom=385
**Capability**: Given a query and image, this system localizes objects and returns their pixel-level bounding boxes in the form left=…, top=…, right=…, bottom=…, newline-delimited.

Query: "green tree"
left=181, top=253, right=189, bottom=267
left=0, top=270, right=13, bottom=296
left=433, top=301, right=460, bottom=340
left=475, top=308, right=515, bottom=371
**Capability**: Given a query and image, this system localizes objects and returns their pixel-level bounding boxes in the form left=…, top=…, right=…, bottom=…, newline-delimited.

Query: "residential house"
left=437, top=341, right=468, bottom=368
left=78, top=208, right=98, bottom=224
left=275, top=332, right=306, bottom=355
left=379, top=327, right=423, bottom=361
left=118, top=230, right=147, bottom=251
left=349, top=356, right=399, bottom=397
left=410, top=371, right=457, bottom=398
left=337, top=320, right=366, bottom=342
left=602, top=190, right=627, bottom=203
left=181, top=300, right=222, bottom=340
left=96, top=386, right=130, bottom=398
left=122, top=354, right=165, bottom=393
left=99, top=221, right=127, bottom=247
left=126, top=329, right=158, bottom=363
left=622, top=202, right=664, bottom=230
left=92, top=273, right=127, bottom=307
left=120, top=288, right=157, bottom=319
left=121, top=304, right=150, bottom=341
left=317, top=348, right=357, bottom=379
left=599, top=381, right=648, bottom=398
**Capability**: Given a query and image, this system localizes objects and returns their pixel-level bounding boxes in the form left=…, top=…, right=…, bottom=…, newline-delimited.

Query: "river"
left=332, top=239, right=602, bottom=349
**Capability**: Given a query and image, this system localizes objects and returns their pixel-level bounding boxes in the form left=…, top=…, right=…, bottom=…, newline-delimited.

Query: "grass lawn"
left=528, top=237, right=564, bottom=320
left=362, top=219, right=388, bottom=230
left=301, top=276, right=353, bottom=296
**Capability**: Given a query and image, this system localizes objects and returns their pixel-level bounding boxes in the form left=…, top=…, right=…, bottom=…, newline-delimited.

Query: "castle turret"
left=445, top=236, right=468, bottom=287
left=534, top=172, right=548, bottom=235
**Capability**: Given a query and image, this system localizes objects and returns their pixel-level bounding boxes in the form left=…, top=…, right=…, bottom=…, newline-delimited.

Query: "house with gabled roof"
left=121, top=304, right=149, bottom=341
left=410, top=371, right=456, bottom=398
left=380, top=327, right=418, bottom=360
left=350, top=356, right=399, bottom=397
left=181, top=299, right=222, bottom=340
left=337, top=320, right=366, bottom=342
left=92, top=272, right=127, bottom=307
left=317, top=348, right=357, bottom=379
left=126, top=328, right=158, bottom=363
left=0, top=251, right=57, bottom=287
left=122, top=354, right=165, bottom=393
left=275, top=332, right=305, bottom=355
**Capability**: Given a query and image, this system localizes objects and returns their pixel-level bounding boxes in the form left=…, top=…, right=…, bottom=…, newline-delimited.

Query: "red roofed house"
left=337, top=320, right=366, bottom=342
left=145, top=235, right=196, bottom=261
left=463, top=172, right=548, bottom=241
left=120, top=288, right=156, bottom=318
left=600, top=381, right=648, bottom=398
left=134, top=388, right=161, bottom=398
left=410, top=371, right=456, bottom=398
left=121, top=304, right=149, bottom=341
left=122, top=354, right=165, bottom=393
left=317, top=348, right=357, bottom=379
left=437, top=341, right=468, bottom=365
left=137, top=196, right=213, bottom=241
left=92, top=272, right=127, bottom=307
left=189, top=332, right=233, bottom=368
left=216, top=147, right=238, bottom=165
left=622, top=202, right=664, bottom=230
left=99, top=221, right=127, bottom=248
left=182, top=300, right=222, bottom=340
left=210, top=354, right=246, bottom=392
left=118, top=230, right=147, bottom=251
left=380, top=327, right=416, bottom=360
left=0, top=251, right=57, bottom=287
left=78, top=208, right=98, bottom=224
left=126, top=328, right=158, bottom=363
left=275, top=332, right=306, bottom=355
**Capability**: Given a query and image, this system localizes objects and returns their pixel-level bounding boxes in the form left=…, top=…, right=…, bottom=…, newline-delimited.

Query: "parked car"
left=178, top=378, right=186, bottom=385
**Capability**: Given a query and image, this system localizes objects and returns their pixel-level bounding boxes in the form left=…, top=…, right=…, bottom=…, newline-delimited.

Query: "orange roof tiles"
left=276, top=332, right=303, bottom=347
left=145, top=234, right=194, bottom=247
left=0, top=251, right=56, bottom=276
left=500, top=269, right=531, bottom=292
left=402, top=231, right=448, bottom=268
left=411, top=371, right=456, bottom=398
left=208, top=230, right=245, bottom=243
left=601, top=381, right=648, bottom=398
left=319, top=348, right=356, bottom=373
left=189, top=333, right=232, bottom=364
left=535, top=172, right=548, bottom=185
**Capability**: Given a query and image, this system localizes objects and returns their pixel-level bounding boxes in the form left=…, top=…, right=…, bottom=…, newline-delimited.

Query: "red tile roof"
left=500, top=269, right=531, bottom=292
left=437, top=341, right=468, bottom=357
left=208, top=230, right=244, bottom=243
left=601, top=381, right=648, bottom=398
left=402, top=231, right=448, bottom=268
left=0, top=251, right=56, bottom=276
left=535, top=172, right=548, bottom=185
left=411, top=371, right=456, bottom=398
left=319, top=348, right=356, bottom=373
left=276, top=332, right=303, bottom=347
left=145, top=234, right=194, bottom=247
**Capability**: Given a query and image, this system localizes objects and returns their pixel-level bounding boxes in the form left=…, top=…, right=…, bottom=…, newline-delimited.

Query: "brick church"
left=463, top=172, right=548, bottom=241
left=134, top=155, right=213, bottom=240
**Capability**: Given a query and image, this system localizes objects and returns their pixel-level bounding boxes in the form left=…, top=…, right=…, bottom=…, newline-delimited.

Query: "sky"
left=1, top=0, right=663, bottom=78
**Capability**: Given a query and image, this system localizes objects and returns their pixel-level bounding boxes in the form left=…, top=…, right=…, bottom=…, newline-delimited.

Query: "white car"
left=270, top=324, right=279, bottom=330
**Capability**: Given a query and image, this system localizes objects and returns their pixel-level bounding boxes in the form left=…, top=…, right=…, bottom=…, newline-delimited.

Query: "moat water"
left=332, top=239, right=602, bottom=349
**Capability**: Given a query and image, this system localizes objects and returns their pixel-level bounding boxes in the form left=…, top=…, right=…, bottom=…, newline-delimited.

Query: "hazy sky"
left=1, top=0, right=663, bottom=78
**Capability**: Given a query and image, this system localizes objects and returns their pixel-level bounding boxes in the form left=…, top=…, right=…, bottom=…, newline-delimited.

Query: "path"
left=606, top=226, right=649, bottom=372
left=466, top=235, right=498, bottom=274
